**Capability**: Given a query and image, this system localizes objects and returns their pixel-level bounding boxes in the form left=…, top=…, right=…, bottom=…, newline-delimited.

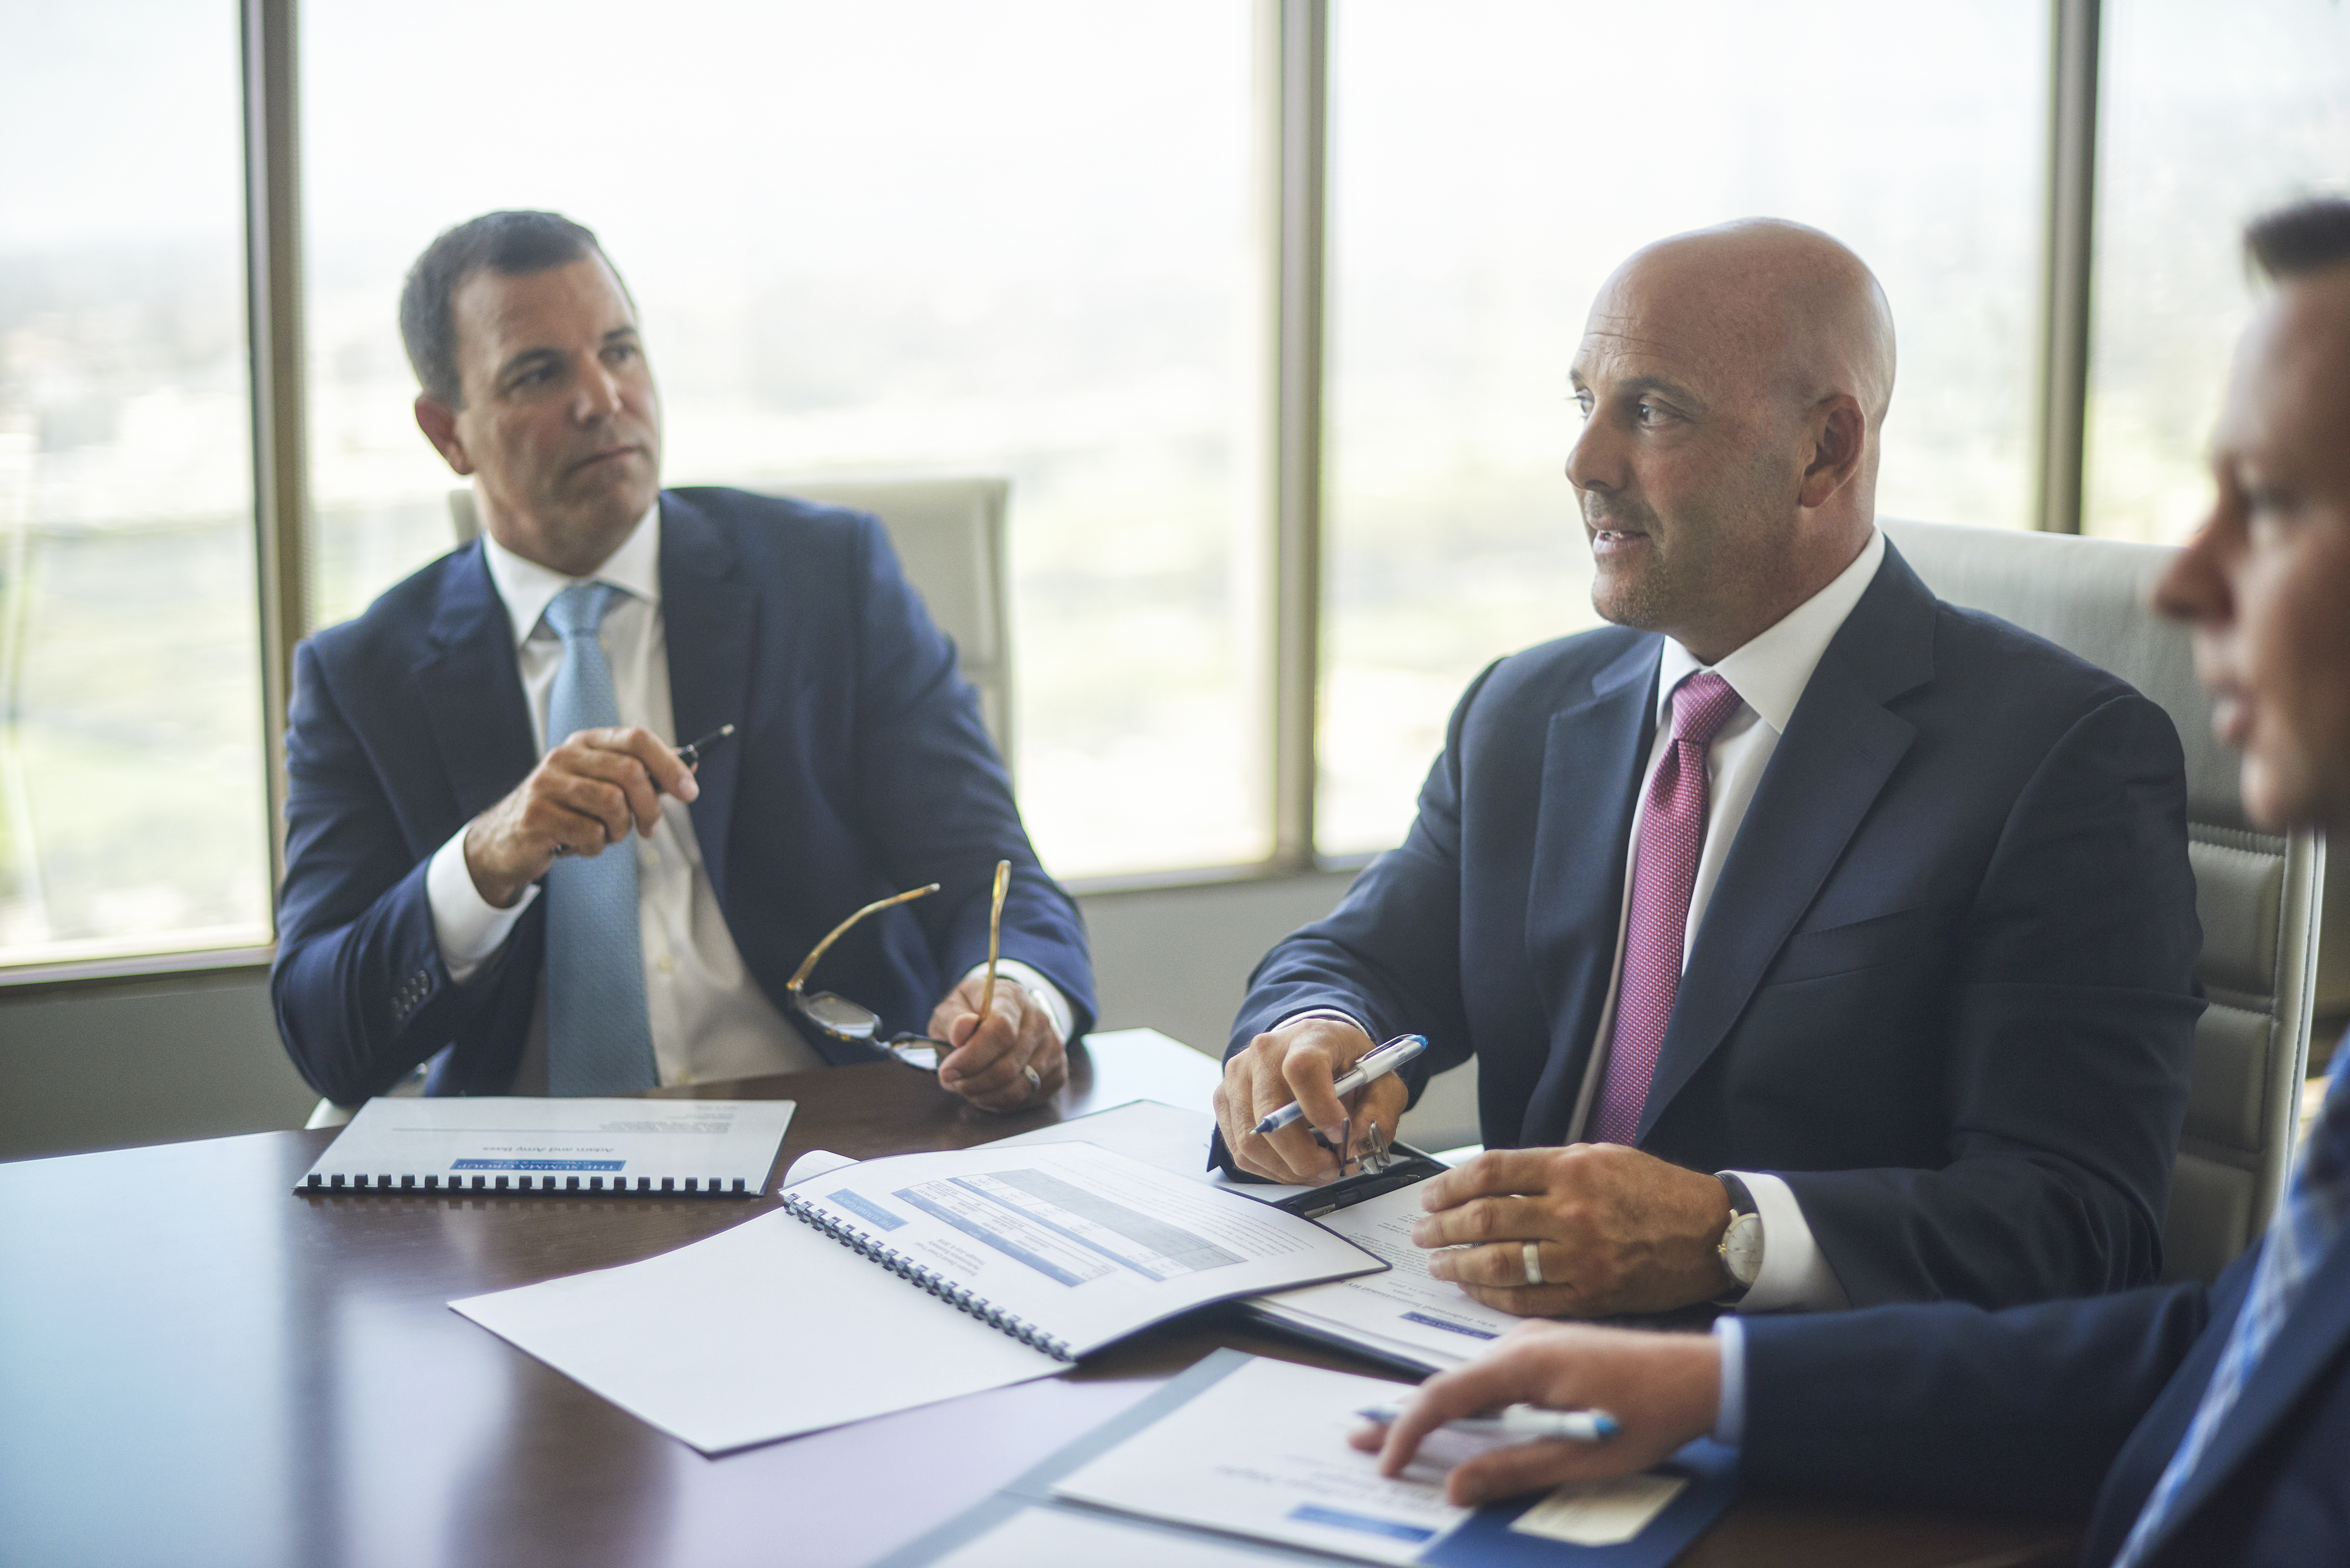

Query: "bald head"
left=1567, top=219, right=1897, bottom=663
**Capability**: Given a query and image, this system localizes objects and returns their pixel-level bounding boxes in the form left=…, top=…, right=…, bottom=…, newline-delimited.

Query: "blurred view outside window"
left=0, top=2, right=268, bottom=965
left=1319, top=0, right=2046, bottom=855
left=2084, top=0, right=2350, bottom=545
left=301, top=0, right=1267, bottom=879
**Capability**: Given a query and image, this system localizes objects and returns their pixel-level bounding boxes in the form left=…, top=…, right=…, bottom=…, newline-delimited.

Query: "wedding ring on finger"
left=1022, top=1064, right=1042, bottom=1098
left=1523, top=1240, right=1546, bottom=1287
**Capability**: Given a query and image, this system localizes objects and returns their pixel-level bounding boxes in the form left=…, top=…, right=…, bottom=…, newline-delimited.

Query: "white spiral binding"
left=778, top=1192, right=1076, bottom=1361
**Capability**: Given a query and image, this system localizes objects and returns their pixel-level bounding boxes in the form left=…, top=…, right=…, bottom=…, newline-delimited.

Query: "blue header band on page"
left=451, top=1159, right=626, bottom=1172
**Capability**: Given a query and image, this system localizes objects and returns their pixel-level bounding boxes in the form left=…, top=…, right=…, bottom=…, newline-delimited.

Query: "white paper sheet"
left=785, top=1141, right=1387, bottom=1356
left=299, top=1096, right=794, bottom=1195
left=1050, top=1356, right=1475, bottom=1566
left=451, top=1208, right=1064, bottom=1453
left=927, top=1506, right=1303, bottom=1567
left=1248, top=1184, right=1520, bottom=1372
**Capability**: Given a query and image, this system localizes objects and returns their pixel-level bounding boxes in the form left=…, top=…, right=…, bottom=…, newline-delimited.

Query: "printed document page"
left=787, top=1141, right=1385, bottom=1355
left=300, top=1096, right=794, bottom=1193
left=1248, top=1184, right=1519, bottom=1372
left=1051, top=1355, right=1474, bottom=1565
left=1051, top=1355, right=1697, bottom=1565
left=451, top=1208, right=1064, bottom=1454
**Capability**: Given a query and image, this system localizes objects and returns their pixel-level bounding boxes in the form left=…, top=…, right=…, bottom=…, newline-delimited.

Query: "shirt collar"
left=1654, top=527, right=1886, bottom=735
left=478, top=495, right=663, bottom=649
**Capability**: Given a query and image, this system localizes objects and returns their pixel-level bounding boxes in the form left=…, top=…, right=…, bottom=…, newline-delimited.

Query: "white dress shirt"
left=1290, top=529, right=1885, bottom=1313
left=1558, top=527, right=1886, bottom=1311
left=424, top=497, right=1068, bottom=1090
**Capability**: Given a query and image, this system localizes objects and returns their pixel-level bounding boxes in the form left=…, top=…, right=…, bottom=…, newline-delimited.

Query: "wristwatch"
left=1715, top=1172, right=1764, bottom=1304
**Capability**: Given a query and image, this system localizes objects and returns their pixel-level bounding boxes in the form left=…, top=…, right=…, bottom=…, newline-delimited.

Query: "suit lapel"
left=657, top=492, right=757, bottom=912
left=416, top=544, right=538, bottom=822
left=1519, top=638, right=1660, bottom=1145
left=2144, top=1230, right=2350, bottom=1557
left=1634, top=548, right=1934, bottom=1142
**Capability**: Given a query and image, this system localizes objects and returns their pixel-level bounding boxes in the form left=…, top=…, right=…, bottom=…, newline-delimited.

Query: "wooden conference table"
left=0, top=1032, right=2076, bottom=1568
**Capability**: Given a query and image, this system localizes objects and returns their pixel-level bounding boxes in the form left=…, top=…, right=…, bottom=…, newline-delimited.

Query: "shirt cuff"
left=1724, top=1170, right=1851, bottom=1313
left=1709, top=1315, right=1747, bottom=1447
left=1273, top=1007, right=1374, bottom=1040
left=960, top=958, right=1072, bottom=1043
left=426, top=826, right=536, bottom=986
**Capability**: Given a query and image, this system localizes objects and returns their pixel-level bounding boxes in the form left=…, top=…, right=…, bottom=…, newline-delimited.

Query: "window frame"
left=5, top=0, right=2108, bottom=988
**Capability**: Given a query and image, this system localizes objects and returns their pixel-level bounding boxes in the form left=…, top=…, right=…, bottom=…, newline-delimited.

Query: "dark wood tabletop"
left=0, top=1033, right=2077, bottom=1568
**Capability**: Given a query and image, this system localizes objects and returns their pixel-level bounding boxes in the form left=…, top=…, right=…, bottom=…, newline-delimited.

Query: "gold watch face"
left=1721, top=1212, right=1765, bottom=1286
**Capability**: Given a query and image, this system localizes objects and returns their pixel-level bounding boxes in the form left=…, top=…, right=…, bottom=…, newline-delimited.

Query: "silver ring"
left=1022, top=1064, right=1042, bottom=1096
left=1522, top=1241, right=1546, bottom=1287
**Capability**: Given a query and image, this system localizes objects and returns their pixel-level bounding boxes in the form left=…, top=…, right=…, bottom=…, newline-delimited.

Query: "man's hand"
left=1348, top=1320, right=1722, bottom=1505
left=1411, top=1145, right=1732, bottom=1317
left=1213, top=1017, right=1411, bottom=1185
left=928, top=976, right=1066, bottom=1114
left=463, top=727, right=698, bottom=908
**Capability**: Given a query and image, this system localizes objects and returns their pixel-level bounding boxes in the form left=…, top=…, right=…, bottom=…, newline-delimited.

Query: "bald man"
left=1214, top=220, right=2201, bottom=1320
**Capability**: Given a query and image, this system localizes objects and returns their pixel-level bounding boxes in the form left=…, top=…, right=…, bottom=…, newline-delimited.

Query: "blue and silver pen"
left=1353, top=1401, right=1620, bottom=1444
left=1253, top=1034, right=1429, bottom=1135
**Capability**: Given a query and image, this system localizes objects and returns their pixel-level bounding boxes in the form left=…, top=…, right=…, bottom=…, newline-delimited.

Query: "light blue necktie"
left=541, top=582, right=659, bottom=1096
left=2110, top=1036, right=2350, bottom=1566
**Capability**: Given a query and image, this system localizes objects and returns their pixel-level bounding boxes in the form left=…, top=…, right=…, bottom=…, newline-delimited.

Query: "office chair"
left=1886, top=518, right=2346, bottom=1284
left=305, top=476, right=1015, bottom=1131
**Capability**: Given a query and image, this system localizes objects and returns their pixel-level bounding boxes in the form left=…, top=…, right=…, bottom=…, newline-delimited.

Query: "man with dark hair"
left=1362, top=197, right=2350, bottom=1567
left=273, top=210, right=1095, bottom=1110
left=1215, top=219, right=2201, bottom=1320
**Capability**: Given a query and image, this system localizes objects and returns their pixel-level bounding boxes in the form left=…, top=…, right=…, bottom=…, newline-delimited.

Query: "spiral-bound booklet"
left=296, top=1096, right=795, bottom=1198
left=449, top=1140, right=1387, bottom=1453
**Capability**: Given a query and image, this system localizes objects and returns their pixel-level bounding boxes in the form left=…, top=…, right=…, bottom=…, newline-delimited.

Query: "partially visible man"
left=273, top=211, right=1093, bottom=1111
left=1215, top=220, right=2201, bottom=1318
left=1364, top=198, right=2350, bottom=1568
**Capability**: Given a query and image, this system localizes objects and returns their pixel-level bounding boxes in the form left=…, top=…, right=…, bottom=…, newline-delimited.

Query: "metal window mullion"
left=1268, top=0, right=1328, bottom=869
left=2033, top=0, right=2101, bottom=534
left=241, top=0, right=309, bottom=894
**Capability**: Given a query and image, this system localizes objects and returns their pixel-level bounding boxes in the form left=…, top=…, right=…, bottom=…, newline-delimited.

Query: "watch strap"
left=1714, top=1171, right=1762, bottom=1303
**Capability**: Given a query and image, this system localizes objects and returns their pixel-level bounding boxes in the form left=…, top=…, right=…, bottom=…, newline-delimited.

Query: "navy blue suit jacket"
left=1741, top=1218, right=2350, bottom=1565
left=1230, top=543, right=2202, bottom=1306
left=272, top=487, right=1095, bottom=1102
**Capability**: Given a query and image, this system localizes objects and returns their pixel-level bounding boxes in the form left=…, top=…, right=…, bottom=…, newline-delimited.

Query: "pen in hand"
left=978, top=859, right=1011, bottom=1016
left=1353, top=1402, right=1621, bottom=1444
left=1253, top=1034, right=1429, bottom=1135
left=675, top=723, right=736, bottom=769
left=552, top=724, right=736, bottom=857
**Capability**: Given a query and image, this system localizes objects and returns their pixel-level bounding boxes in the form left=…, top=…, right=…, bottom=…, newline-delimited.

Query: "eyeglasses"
left=786, top=864, right=1012, bottom=1073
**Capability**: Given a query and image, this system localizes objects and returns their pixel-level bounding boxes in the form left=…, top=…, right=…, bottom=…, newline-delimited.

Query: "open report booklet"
left=982, top=1098, right=1516, bottom=1374
left=450, top=1138, right=1386, bottom=1452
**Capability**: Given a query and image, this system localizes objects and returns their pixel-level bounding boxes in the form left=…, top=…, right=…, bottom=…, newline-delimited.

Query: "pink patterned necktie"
left=1589, top=669, right=1745, bottom=1146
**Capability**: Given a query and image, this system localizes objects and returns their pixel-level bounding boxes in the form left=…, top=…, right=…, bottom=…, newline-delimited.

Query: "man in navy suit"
left=272, top=211, right=1094, bottom=1111
left=1215, top=220, right=2201, bottom=1318
left=1361, top=199, right=2350, bottom=1566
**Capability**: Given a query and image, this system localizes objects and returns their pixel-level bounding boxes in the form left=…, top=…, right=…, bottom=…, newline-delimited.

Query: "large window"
left=0, top=1, right=2329, bottom=976
left=2083, top=0, right=2350, bottom=544
left=0, top=1, right=268, bottom=966
left=301, top=0, right=1265, bottom=879
left=1319, top=0, right=2047, bottom=854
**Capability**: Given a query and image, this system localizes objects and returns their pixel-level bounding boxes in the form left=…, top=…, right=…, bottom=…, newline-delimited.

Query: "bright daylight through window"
left=1319, top=0, right=2047, bottom=855
left=302, top=0, right=1266, bottom=882
left=0, top=1, right=269, bottom=967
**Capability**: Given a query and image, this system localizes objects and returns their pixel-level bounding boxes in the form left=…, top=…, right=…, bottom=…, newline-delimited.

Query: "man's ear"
left=414, top=394, right=473, bottom=475
left=1797, top=395, right=1865, bottom=509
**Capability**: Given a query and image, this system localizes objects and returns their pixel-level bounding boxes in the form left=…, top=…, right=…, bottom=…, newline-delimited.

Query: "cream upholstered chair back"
left=1885, top=518, right=2343, bottom=1284
left=448, top=477, right=1014, bottom=763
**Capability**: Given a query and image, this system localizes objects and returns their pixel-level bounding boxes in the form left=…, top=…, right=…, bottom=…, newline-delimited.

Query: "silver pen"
left=1253, top=1034, right=1428, bottom=1135
left=1354, top=1401, right=1621, bottom=1444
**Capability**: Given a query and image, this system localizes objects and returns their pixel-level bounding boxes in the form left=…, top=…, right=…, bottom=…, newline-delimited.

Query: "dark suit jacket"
left=1229, top=542, right=2202, bottom=1306
left=1740, top=1219, right=2350, bottom=1566
left=272, top=486, right=1095, bottom=1102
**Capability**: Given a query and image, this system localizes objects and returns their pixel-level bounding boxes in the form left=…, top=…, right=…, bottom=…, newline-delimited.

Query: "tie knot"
left=545, top=581, right=619, bottom=640
left=1671, top=670, right=1742, bottom=748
